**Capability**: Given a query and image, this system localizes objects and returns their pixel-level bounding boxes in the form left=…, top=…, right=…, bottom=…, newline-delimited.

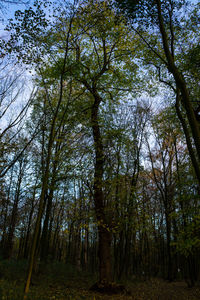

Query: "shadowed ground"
left=0, top=260, right=200, bottom=299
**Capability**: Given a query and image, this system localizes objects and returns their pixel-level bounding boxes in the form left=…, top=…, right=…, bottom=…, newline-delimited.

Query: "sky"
left=0, top=1, right=35, bottom=131
left=0, top=0, right=199, bottom=131
left=0, top=0, right=34, bottom=36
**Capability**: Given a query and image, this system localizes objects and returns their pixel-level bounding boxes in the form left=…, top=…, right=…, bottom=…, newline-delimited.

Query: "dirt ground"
left=28, top=277, right=200, bottom=299
left=126, top=278, right=200, bottom=300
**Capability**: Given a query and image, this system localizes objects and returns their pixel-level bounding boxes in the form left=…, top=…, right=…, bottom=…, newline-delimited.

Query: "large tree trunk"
left=91, top=91, right=112, bottom=284
left=98, top=228, right=112, bottom=282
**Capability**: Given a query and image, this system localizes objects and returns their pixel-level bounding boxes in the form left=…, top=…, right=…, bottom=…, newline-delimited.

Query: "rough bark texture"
left=91, top=90, right=112, bottom=284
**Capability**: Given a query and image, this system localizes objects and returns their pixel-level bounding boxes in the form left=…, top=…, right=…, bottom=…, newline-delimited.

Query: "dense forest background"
left=0, top=0, right=200, bottom=299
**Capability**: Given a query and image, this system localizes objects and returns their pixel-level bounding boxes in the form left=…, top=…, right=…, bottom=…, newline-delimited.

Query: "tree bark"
left=91, top=90, right=112, bottom=283
left=3, top=159, right=24, bottom=259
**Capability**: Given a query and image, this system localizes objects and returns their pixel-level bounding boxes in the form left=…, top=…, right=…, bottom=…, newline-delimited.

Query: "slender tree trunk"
left=40, top=176, right=55, bottom=261
left=165, top=212, right=172, bottom=280
left=24, top=204, right=34, bottom=259
left=3, top=160, right=24, bottom=259
left=83, top=225, right=89, bottom=270
left=23, top=15, right=74, bottom=296
left=23, top=135, right=54, bottom=298
left=0, top=167, right=13, bottom=252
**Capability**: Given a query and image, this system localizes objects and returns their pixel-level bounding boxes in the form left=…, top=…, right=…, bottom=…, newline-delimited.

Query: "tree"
left=15, top=3, right=79, bottom=296
left=115, top=0, right=200, bottom=185
left=3, top=0, right=200, bottom=297
left=65, top=0, right=141, bottom=288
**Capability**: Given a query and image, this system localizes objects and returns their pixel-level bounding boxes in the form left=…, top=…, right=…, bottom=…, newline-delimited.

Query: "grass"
left=0, top=259, right=200, bottom=299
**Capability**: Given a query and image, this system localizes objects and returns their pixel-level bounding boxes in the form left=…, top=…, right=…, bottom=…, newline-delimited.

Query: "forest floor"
left=0, top=260, right=200, bottom=299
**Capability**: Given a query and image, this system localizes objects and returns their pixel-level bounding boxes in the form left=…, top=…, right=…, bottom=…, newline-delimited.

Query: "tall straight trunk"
left=75, top=228, right=81, bottom=271
left=0, top=167, right=14, bottom=252
left=83, top=225, right=89, bottom=270
left=66, top=221, right=73, bottom=263
left=4, top=159, right=24, bottom=259
left=165, top=212, right=172, bottom=280
left=23, top=127, right=55, bottom=298
left=91, top=91, right=112, bottom=283
left=120, top=166, right=139, bottom=278
left=52, top=200, right=64, bottom=260
left=40, top=175, right=56, bottom=261
left=40, top=128, right=63, bottom=261
left=24, top=200, right=35, bottom=259
left=117, top=230, right=125, bottom=279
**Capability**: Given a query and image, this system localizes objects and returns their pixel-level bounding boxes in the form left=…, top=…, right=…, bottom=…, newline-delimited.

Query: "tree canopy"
left=0, top=0, right=200, bottom=299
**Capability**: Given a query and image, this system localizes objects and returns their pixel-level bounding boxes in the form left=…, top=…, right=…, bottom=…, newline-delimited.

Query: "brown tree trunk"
left=3, top=159, right=24, bottom=259
left=0, top=167, right=14, bottom=253
left=40, top=175, right=55, bottom=261
left=24, top=196, right=35, bottom=259
left=91, top=91, right=112, bottom=284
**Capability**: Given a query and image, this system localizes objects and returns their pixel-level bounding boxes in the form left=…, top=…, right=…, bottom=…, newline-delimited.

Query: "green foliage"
left=115, top=0, right=188, bottom=26
left=0, top=259, right=27, bottom=281
left=174, top=216, right=200, bottom=257
left=6, top=1, right=49, bottom=63
left=0, top=279, right=24, bottom=300
left=0, top=259, right=27, bottom=299
left=1, top=0, right=200, bottom=294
